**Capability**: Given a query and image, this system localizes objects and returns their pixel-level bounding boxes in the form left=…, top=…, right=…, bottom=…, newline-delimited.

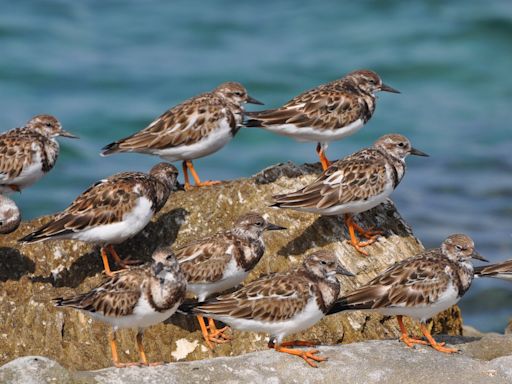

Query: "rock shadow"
left=0, top=247, right=36, bottom=281
left=31, top=208, right=189, bottom=288
left=277, top=200, right=415, bottom=257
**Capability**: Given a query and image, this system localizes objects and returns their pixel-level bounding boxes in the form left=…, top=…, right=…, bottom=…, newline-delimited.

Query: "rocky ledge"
left=0, top=162, right=462, bottom=370
left=2, top=335, right=512, bottom=384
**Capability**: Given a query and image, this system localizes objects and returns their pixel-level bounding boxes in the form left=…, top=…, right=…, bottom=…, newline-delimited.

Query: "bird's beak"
left=471, top=251, right=489, bottom=263
left=246, top=95, right=264, bottom=105
left=336, top=264, right=355, bottom=277
left=59, top=130, right=79, bottom=139
left=410, top=147, right=429, bottom=157
left=265, top=222, right=287, bottom=231
left=380, top=83, right=400, bottom=94
left=152, top=262, right=164, bottom=275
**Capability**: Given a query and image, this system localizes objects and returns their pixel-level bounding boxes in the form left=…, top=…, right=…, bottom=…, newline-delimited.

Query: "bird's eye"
left=455, top=245, right=463, bottom=251
left=320, top=260, right=327, bottom=265
left=45, top=122, right=53, bottom=127
left=257, top=221, right=264, bottom=226
left=398, top=142, right=404, bottom=147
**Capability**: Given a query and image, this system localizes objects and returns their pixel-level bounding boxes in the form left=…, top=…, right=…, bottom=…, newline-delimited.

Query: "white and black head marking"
left=441, top=234, right=487, bottom=263
left=374, top=133, right=429, bottom=160
left=27, top=114, right=78, bottom=139
left=348, top=69, right=400, bottom=95
left=233, top=212, right=286, bottom=239
left=214, top=82, right=263, bottom=107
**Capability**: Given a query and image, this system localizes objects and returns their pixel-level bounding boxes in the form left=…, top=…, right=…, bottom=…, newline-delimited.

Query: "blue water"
left=1, top=0, right=512, bottom=331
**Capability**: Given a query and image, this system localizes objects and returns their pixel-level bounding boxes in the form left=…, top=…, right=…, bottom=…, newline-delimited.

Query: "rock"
left=0, top=162, right=462, bottom=370
left=2, top=336, right=512, bottom=384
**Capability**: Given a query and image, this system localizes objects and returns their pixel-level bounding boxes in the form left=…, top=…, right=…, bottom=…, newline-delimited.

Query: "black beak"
left=336, top=264, right=355, bottom=277
left=246, top=95, right=264, bottom=105
left=410, top=147, right=429, bottom=157
left=265, top=222, right=287, bottom=231
left=472, top=251, right=489, bottom=263
left=59, top=129, right=79, bottom=139
left=152, top=262, right=164, bottom=275
left=380, top=83, right=400, bottom=94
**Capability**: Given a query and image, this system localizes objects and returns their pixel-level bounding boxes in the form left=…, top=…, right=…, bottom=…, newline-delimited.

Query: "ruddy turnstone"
left=18, top=163, right=178, bottom=276
left=101, top=82, right=263, bottom=190
left=54, top=246, right=187, bottom=367
left=176, top=212, right=286, bottom=349
left=0, top=195, right=21, bottom=234
left=182, top=250, right=354, bottom=367
left=272, top=134, right=428, bottom=255
left=474, top=259, right=512, bottom=281
left=328, top=234, right=487, bottom=353
left=245, top=69, right=399, bottom=170
left=0, top=114, right=78, bottom=193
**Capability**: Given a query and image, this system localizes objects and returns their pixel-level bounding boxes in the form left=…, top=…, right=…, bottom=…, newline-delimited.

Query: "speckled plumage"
left=101, top=82, right=262, bottom=161
left=0, top=194, right=21, bottom=234
left=186, top=250, right=353, bottom=341
left=272, top=134, right=427, bottom=215
left=0, top=115, right=77, bottom=193
left=18, top=162, right=178, bottom=244
left=328, top=234, right=487, bottom=322
left=176, top=212, right=286, bottom=300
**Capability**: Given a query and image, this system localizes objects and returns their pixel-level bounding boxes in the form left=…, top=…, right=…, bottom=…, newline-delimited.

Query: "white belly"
left=188, top=268, right=249, bottom=302
left=210, top=298, right=325, bottom=344
left=67, top=197, right=154, bottom=244
left=87, top=297, right=180, bottom=330
left=0, top=150, right=45, bottom=193
left=262, top=118, right=364, bottom=143
left=377, top=283, right=460, bottom=322
left=154, top=119, right=233, bottom=162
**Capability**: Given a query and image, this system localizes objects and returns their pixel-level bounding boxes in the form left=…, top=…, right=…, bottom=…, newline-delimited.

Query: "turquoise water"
left=1, top=0, right=512, bottom=331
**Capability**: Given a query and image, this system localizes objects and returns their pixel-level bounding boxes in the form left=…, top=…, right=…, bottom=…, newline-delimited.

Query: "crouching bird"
left=327, top=234, right=487, bottom=353
left=180, top=250, right=354, bottom=367
left=54, top=246, right=186, bottom=367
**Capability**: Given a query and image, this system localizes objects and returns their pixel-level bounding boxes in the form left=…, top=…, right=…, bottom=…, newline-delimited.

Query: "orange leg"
left=8, top=184, right=21, bottom=193
left=281, top=340, right=319, bottom=348
left=100, top=247, right=114, bottom=277
left=136, top=331, right=163, bottom=366
left=271, top=341, right=327, bottom=368
left=108, top=245, right=142, bottom=269
left=349, top=218, right=383, bottom=240
left=397, top=316, right=428, bottom=347
left=182, top=161, right=192, bottom=191
left=419, top=323, right=458, bottom=353
left=316, top=143, right=331, bottom=171
left=207, top=318, right=231, bottom=342
left=344, top=214, right=380, bottom=256
left=185, top=160, right=221, bottom=189
left=109, top=331, right=140, bottom=368
left=197, top=315, right=214, bottom=350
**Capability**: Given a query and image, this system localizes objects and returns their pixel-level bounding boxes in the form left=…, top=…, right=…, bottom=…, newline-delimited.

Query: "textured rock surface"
left=0, top=162, right=462, bottom=370
left=2, top=335, right=512, bottom=384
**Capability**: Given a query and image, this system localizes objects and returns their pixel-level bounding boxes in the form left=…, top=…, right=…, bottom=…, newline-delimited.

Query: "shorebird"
left=54, top=246, right=187, bottom=367
left=272, top=134, right=428, bottom=255
left=0, top=114, right=78, bottom=193
left=101, top=82, right=263, bottom=190
left=175, top=212, right=285, bottom=348
left=19, top=163, right=178, bottom=275
left=328, top=234, right=487, bottom=353
left=182, top=250, right=354, bottom=367
left=245, top=69, right=399, bottom=170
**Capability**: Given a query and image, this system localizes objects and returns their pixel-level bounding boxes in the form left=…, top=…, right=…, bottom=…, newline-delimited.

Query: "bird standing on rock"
left=245, top=69, right=399, bottom=170
left=101, top=82, right=263, bottom=190
left=18, top=163, right=178, bottom=276
left=272, top=134, right=428, bottom=255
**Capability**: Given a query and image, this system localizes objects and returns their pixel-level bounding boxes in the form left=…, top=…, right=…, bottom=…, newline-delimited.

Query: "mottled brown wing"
left=0, top=132, right=44, bottom=180
left=475, top=260, right=512, bottom=277
left=55, top=268, right=146, bottom=317
left=246, top=84, right=369, bottom=130
left=109, top=93, right=236, bottom=151
left=24, top=172, right=150, bottom=239
left=273, top=153, right=389, bottom=210
left=343, top=252, right=451, bottom=309
left=175, top=232, right=234, bottom=283
left=195, top=272, right=312, bottom=322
